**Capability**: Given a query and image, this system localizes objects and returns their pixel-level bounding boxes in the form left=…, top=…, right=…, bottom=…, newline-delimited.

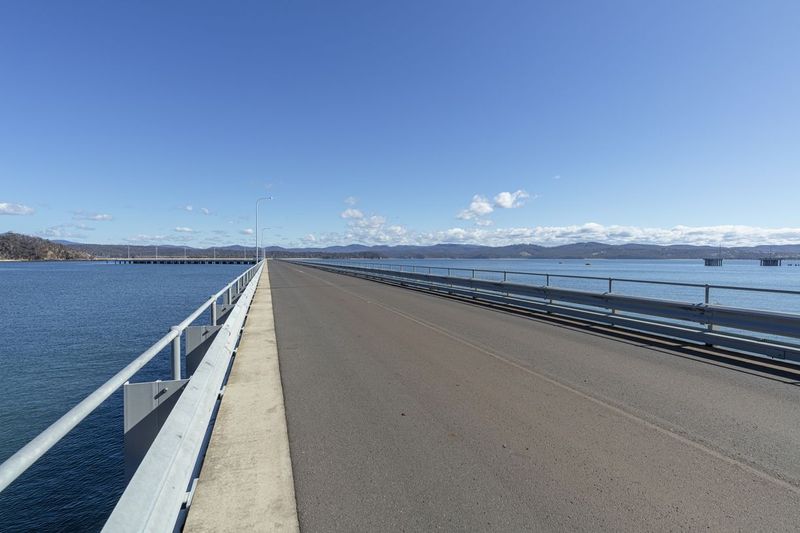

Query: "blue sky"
left=1, top=1, right=799, bottom=248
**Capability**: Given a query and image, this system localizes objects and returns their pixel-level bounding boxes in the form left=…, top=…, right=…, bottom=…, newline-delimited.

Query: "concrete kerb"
left=185, top=261, right=299, bottom=532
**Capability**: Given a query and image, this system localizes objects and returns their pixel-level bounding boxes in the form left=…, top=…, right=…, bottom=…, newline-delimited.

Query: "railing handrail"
left=0, top=261, right=263, bottom=494
left=316, top=260, right=800, bottom=297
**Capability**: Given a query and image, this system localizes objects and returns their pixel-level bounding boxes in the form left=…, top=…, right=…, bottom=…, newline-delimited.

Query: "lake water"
left=1, top=258, right=800, bottom=531
left=0, top=261, right=247, bottom=532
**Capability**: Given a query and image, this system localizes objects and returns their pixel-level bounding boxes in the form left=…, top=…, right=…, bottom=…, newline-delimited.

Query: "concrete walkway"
left=185, top=263, right=298, bottom=532
left=270, top=260, right=800, bottom=532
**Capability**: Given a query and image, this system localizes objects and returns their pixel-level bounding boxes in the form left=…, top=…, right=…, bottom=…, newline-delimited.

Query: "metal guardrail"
left=297, top=261, right=800, bottom=364
left=104, top=261, right=263, bottom=531
left=318, top=261, right=800, bottom=297
left=0, top=262, right=263, bottom=515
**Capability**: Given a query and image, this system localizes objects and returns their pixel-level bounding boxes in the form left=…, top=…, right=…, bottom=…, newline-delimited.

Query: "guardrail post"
left=705, top=285, right=714, bottom=332
left=608, top=278, right=616, bottom=315
left=546, top=274, right=553, bottom=306
left=171, top=326, right=181, bottom=380
left=211, top=297, right=218, bottom=326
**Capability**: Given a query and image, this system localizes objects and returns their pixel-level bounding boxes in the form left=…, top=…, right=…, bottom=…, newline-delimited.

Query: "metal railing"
left=296, top=260, right=800, bottom=364
left=104, top=261, right=263, bottom=531
left=0, top=261, right=263, bottom=499
left=316, top=260, right=800, bottom=300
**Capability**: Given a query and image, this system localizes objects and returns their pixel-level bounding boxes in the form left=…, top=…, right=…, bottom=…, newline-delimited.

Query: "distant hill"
left=58, top=239, right=800, bottom=260
left=0, top=232, right=93, bottom=261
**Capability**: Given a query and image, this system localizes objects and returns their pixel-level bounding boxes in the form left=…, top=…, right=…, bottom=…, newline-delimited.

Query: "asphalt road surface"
left=269, top=260, right=800, bottom=532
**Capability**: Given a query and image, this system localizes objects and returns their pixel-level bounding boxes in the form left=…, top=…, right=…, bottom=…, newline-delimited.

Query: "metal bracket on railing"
left=123, top=379, right=189, bottom=482
left=186, top=325, right=223, bottom=377
left=216, top=300, right=236, bottom=324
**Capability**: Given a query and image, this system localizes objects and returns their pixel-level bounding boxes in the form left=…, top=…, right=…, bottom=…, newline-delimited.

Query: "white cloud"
left=334, top=205, right=404, bottom=245
left=457, top=195, right=494, bottom=220
left=182, top=205, right=193, bottom=212
left=200, top=207, right=211, bottom=215
left=0, top=202, right=34, bottom=215
left=457, top=190, right=532, bottom=222
left=73, top=211, right=113, bottom=221
left=419, top=223, right=800, bottom=248
left=344, top=196, right=358, bottom=206
left=457, top=189, right=534, bottom=225
left=72, top=223, right=95, bottom=231
left=38, top=225, right=85, bottom=240
left=37, top=222, right=99, bottom=240
left=174, top=226, right=195, bottom=233
left=340, top=208, right=364, bottom=219
left=308, top=216, right=800, bottom=248
left=493, top=190, right=530, bottom=209
left=240, top=228, right=254, bottom=235
left=125, top=234, right=167, bottom=243
left=553, top=175, right=562, bottom=180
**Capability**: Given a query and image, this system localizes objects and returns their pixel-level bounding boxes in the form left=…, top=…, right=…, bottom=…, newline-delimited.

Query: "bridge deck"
left=269, top=260, right=800, bottom=530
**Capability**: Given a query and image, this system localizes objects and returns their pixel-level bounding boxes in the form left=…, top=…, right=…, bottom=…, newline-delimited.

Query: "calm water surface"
left=1, top=258, right=800, bottom=531
left=0, top=261, right=247, bottom=532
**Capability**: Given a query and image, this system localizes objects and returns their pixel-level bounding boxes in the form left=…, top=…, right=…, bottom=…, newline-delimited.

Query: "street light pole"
left=255, top=196, right=272, bottom=262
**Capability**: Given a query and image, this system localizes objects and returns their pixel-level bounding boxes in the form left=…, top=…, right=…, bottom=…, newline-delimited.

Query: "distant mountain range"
left=2, top=232, right=798, bottom=260
left=54, top=238, right=800, bottom=260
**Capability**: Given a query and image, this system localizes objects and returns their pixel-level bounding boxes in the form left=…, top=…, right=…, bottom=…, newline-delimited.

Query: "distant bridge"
left=102, top=257, right=257, bottom=265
